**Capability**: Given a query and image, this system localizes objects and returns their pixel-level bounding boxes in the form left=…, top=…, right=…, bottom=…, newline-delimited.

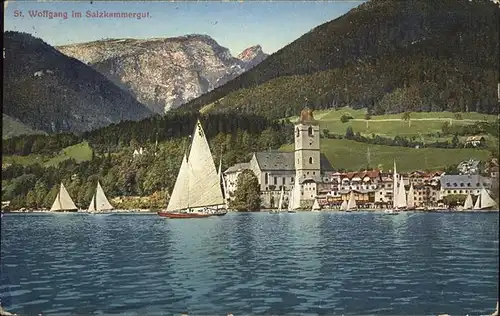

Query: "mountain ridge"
left=182, top=0, right=499, bottom=117
left=3, top=31, right=155, bottom=135
left=57, top=34, right=269, bottom=113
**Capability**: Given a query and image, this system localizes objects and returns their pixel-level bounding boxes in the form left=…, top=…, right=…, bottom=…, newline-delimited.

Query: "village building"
left=457, top=159, right=481, bottom=175
left=224, top=108, right=334, bottom=208
left=439, top=174, right=492, bottom=199
left=464, top=136, right=486, bottom=148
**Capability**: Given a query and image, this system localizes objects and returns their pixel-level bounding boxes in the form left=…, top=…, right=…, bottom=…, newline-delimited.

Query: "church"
left=223, top=108, right=334, bottom=208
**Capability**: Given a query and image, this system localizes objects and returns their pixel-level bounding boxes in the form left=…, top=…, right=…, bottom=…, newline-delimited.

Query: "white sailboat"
left=396, top=176, right=407, bottom=209
left=287, top=182, right=301, bottom=213
left=462, top=193, right=474, bottom=210
left=347, top=191, right=357, bottom=211
left=473, top=193, right=481, bottom=210
left=88, top=181, right=114, bottom=215
left=384, top=160, right=400, bottom=215
left=311, top=199, right=321, bottom=212
left=407, top=183, right=415, bottom=210
left=158, top=120, right=226, bottom=218
left=339, top=200, right=348, bottom=211
left=50, top=182, right=78, bottom=212
left=271, top=187, right=285, bottom=214
left=475, top=187, right=498, bottom=210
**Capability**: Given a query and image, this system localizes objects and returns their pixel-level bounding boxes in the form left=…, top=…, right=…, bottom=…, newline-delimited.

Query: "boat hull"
left=157, top=212, right=211, bottom=219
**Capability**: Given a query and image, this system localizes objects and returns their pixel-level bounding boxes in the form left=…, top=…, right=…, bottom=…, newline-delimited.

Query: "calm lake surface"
left=1, top=212, right=498, bottom=315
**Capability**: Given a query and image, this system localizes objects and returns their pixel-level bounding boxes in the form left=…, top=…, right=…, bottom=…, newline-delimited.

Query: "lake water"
left=1, top=212, right=498, bottom=315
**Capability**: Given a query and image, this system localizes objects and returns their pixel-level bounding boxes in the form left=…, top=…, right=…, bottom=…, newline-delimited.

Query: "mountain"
left=3, top=31, right=154, bottom=135
left=237, top=45, right=268, bottom=69
left=57, top=35, right=269, bottom=113
left=182, top=0, right=499, bottom=118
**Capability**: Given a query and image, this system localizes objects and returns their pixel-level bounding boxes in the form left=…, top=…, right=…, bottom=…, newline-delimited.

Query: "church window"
left=265, top=173, right=268, bottom=185
left=296, top=128, right=300, bottom=137
left=309, top=157, right=313, bottom=164
left=291, top=177, right=294, bottom=183
left=274, top=177, right=277, bottom=185
left=313, top=172, right=316, bottom=175
left=308, top=126, right=313, bottom=136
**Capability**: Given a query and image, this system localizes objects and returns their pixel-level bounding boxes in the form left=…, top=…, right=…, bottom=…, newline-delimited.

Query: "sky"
left=4, top=1, right=365, bottom=55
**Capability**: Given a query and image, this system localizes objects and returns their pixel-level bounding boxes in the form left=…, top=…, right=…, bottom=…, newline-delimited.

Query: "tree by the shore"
left=229, top=170, right=261, bottom=212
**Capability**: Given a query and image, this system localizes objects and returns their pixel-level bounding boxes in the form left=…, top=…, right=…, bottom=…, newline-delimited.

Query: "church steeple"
left=294, top=107, right=321, bottom=189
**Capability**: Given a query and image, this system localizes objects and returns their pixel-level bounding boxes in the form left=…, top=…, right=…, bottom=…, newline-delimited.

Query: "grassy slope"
left=287, top=107, right=497, bottom=142
left=3, top=141, right=93, bottom=167
left=281, top=138, right=491, bottom=172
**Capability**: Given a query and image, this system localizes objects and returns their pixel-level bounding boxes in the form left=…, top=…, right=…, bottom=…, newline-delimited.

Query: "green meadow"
left=3, top=141, right=93, bottom=167
left=281, top=138, right=491, bottom=172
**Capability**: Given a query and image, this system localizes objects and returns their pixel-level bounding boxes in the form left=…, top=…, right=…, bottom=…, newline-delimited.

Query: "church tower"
left=294, top=108, right=321, bottom=185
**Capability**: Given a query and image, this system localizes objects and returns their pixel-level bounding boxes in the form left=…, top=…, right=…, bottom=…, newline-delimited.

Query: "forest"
left=2, top=113, right=293, bottom=210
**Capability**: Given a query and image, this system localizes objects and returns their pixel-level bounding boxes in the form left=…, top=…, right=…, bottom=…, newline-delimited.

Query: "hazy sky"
left=4, top=1, right=364, bottom=55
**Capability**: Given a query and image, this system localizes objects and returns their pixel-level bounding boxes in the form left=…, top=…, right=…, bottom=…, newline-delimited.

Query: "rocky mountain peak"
left=237, top=45, right=268, bottom=68
left=57, top=35, right=268, bottom=113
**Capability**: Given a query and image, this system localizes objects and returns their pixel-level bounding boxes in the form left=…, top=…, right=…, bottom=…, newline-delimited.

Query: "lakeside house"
left=439, top=174, right=492, bottom=198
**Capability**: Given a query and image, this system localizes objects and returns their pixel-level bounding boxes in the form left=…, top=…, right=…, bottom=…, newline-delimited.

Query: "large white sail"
left=278, top=187, right=284, bottom=211
left=480, top=187, right=497, bottom=209
left=463, top=193, right=473, bottom=210
left=95, top=182, right=113, bottom=211
left=393, top=160, right=398, bottom=208
left=166, top=154, right=190, bottom=212
left=473, top=194, right=481, bottom=210
left=407, top=183, right=415, bottom=209
left=396, top=177, right=407, bottom=209
left=50, top=182, right=77, bottom=211
left=340, top=200, right=348, bottom=211
left=347, top=191, right=357, bottom=210
left=187, top=120, right=225, bottom=208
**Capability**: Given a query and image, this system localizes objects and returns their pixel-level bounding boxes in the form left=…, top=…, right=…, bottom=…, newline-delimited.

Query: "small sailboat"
left=473, top=187, right=498, bottom=211
left=340, top=200, right=348, bottom=212
left=407, top=183, right=415, bottom=210
left=88, top=181, right=114, bottom=215
left=346, top=191, right=357, bottom=211
left=385, top=160, right=403, bottom=215
left=158, top=120, right=226, bottom=219
left=271, top=187, right=285, bottom=214
left=462, top=193, right=474, bottom=211
left=287, top=182, right=300, bottom=213
left=50, top=182, right=78, bottom=213
left=311, top=199, right=321, bottom=212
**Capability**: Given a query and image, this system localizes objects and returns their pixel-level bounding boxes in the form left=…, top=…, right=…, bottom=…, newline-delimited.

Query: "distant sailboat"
left=473, top=187, right=498, bottom=210
left=50, top=182, right=78, bottom=212
left=88, top=181, right=114, bottom=215
left=463, top=193, right=473, bottom=210
left=340, top=200, right=348, bottom=211
left=271, top=187, right=285, bottom=214
left=407, top=183, right=415, bottom=210
left=396, top=176, right=407, bottom=209
left=311, top=199, right=321, bottom=212
left=347, top=191, right=357, bottom=211
left=158, top=120, right=226, bottom=219
left=384, top=160, right=400, bottom=215
left=287, top=182, right=300, bottom=213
